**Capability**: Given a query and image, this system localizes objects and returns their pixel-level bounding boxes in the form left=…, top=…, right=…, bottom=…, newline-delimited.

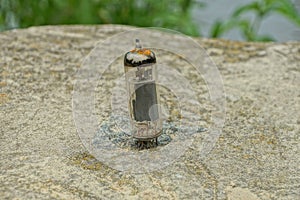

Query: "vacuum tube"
left=124, top=39, right=162, bottom=142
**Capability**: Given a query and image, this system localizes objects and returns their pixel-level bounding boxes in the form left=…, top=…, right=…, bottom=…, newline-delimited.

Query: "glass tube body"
left=124, top=63, right=162, bottom=140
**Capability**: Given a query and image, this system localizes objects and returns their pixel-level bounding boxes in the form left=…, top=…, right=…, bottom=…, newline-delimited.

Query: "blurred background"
left=0, top=0, right=299, bottom=42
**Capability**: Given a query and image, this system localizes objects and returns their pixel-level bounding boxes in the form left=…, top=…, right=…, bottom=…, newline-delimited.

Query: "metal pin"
left=135, top=39, right=142, bottom=49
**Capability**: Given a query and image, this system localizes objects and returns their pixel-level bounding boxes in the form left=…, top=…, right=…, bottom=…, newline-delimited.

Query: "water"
left=192, top=0, right=300, bottom=42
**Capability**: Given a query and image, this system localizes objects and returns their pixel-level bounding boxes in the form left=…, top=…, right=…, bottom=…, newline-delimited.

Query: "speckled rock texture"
left=0, top=25, right=299, bottom=199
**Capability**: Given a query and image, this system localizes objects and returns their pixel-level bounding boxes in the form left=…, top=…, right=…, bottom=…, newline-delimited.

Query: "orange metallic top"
left=130, top=48, right=152, bottom=56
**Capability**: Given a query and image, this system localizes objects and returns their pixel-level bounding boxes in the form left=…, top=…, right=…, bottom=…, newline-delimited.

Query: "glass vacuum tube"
left=124, top=39, right=162, bottom=142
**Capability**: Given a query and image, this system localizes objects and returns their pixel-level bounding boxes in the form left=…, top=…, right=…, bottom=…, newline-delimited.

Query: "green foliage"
left=210, top=0, right=300, bottom=41
left=1, top=0, right=299, bottom=41
left=0, top=0, right=201, bottom=36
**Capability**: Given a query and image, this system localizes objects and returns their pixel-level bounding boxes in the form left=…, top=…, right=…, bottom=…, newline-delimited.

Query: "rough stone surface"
left=0, top=25, right=299, bottom=199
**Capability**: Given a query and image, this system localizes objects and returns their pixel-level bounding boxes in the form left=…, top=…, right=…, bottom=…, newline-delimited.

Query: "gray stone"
left=1, top=25, right=299, bottom=199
